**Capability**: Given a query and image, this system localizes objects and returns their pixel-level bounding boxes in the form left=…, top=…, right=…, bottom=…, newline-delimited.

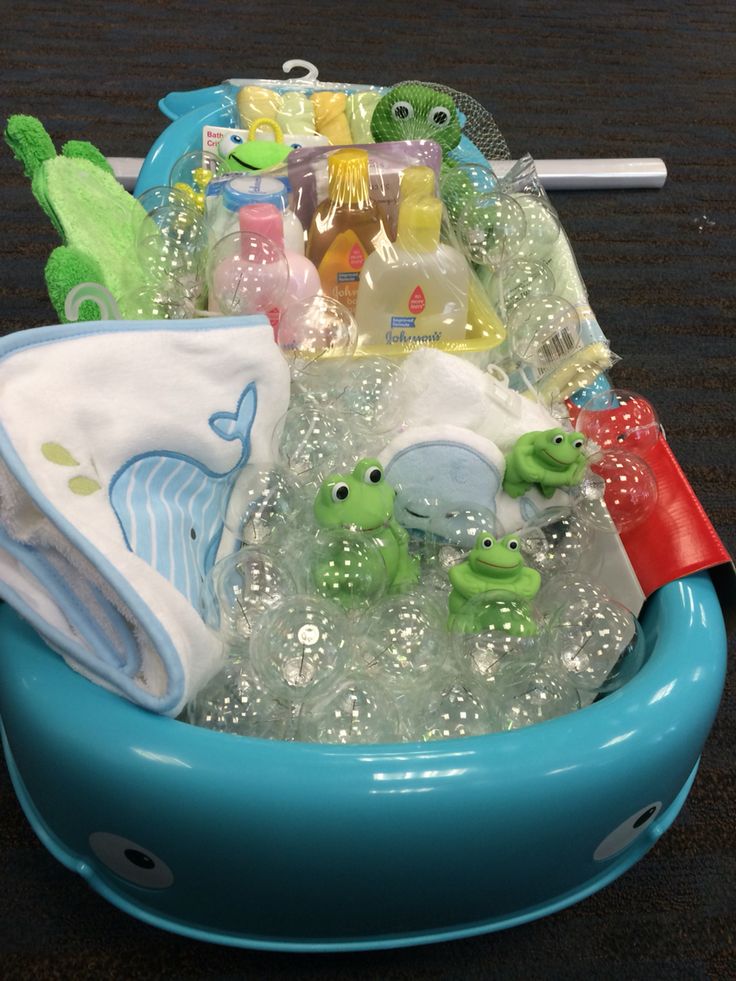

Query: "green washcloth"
left=5, top=114, right=148, bottom=321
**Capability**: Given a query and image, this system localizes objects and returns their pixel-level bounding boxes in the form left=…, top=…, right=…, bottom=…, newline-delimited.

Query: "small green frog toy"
left=313, top=458, right=419, bottom=596
left=503, top=428, right=587, bottom=499
left=448, top=531, right=541, bottom=634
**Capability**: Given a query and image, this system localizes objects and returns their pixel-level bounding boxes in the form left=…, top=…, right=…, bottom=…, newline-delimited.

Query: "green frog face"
left=532, top=429, right=586, bottom=471
left=219, top=133, right=293, bottom=174
left=370, top=82, right=462, bottom=155
left=468, top=532, right=523, bottom=581
left=314, top=459, right=395, bottom=532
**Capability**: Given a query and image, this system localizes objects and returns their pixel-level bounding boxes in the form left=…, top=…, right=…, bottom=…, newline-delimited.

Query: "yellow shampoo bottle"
left=306, top=149, right=390, bottom=313
left=355, top=195, right=469, bottom=353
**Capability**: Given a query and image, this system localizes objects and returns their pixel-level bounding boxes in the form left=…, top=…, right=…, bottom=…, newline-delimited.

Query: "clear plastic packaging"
left=204, top=172, right=306, bottom=253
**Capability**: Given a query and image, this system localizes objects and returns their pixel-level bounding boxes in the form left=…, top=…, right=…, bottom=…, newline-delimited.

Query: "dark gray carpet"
left=1, top=1, right=734, bottom=977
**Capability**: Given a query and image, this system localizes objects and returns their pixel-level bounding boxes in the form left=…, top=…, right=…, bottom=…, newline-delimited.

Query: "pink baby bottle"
left=239, top=204, right=321, bottom=311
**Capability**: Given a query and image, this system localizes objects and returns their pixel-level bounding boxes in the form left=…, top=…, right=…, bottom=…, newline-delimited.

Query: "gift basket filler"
left=0, top=61, right=730, bottom=950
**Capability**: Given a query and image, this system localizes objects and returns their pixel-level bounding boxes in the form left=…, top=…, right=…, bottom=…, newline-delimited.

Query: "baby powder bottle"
left=239, top=204, right=321, bottom=309
left=355, top=195, right=469, bottom=351
left=206, top=174, right=306, bottom=254
left=306, top=148, right=390, bottom=313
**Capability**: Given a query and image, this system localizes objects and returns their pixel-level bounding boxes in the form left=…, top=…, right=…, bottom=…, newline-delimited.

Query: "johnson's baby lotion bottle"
left=355, top=195, right=469, bottom=352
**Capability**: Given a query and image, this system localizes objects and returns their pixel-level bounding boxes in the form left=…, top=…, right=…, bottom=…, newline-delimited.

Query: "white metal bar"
left=490, top=157, right=667, bottom=189
left=107, top=156, right=668, bottom=193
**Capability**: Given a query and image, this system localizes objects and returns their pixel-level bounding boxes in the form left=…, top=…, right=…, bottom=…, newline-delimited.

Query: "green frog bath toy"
left=448, top=531, right=541, bottom=634
left=503, top=429, right=587, bottom=499
left=313, top=458, right=419, bottom=598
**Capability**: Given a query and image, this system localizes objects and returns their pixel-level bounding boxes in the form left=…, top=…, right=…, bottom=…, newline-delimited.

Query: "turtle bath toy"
left=218, top=118, right=295, bottom=174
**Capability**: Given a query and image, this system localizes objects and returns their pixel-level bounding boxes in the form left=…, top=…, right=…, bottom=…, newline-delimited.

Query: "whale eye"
left=332, top=482, right=350, bottom=502
left=89, top=832, right=174, bottom=888
left=290, top=142, right=302, bottom=150
left=506, top=538, right=519, bottom=550
left=190, top=528, right=197, bottom=540
left=364, top=465, right=383, bottom=485
left=230, top=134, right=243, bottom=145
left=553, top=434, right=565, bottom=445
left=391, top=100, right=414, bottom=121
left=427, top=105, right=451, bottom=127
left=593, top=802, right=662, bottom=861
left=481, top=536, right=494, bottom=549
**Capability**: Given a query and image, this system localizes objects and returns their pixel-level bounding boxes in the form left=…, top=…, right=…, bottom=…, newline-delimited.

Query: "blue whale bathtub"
left=0, top=572, right=726, bottom=951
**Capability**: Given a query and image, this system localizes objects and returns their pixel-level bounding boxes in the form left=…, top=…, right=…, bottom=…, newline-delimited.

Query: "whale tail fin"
left=209, top=383, right=257, bottom=456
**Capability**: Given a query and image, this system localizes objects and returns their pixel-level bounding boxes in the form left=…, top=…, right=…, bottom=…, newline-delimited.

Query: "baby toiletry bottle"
left=354, top=195, right=469, bottom=351
left=400, top=165, right=436, bottom=201
left=370, top=171, right=401, bottom=241
left=306, top=148, right=390, bottom=313
left=206, top=174, right=306, bottom=254
left=240, top=204, right=321, bottom=309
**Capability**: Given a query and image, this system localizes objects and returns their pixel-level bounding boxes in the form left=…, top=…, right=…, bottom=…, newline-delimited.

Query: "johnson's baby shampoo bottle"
left=355, top=195, right=469, bottom=352
left=306, top=148, right=390, bottom=313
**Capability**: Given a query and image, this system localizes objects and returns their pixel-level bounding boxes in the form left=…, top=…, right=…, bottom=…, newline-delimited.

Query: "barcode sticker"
left=537, top=328, right=580, bottom=367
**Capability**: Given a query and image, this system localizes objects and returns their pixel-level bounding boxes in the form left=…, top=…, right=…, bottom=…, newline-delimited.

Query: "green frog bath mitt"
left=370, top=82, right=462, bottom=157
left=5, top=114, right=148, bottom=322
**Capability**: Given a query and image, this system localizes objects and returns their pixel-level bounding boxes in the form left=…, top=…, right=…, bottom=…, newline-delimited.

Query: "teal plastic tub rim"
left=0, top=572, right=726, bottom=951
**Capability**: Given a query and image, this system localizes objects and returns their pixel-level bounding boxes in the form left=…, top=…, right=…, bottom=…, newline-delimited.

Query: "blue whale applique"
left=109, top=384, right=257, bottom=607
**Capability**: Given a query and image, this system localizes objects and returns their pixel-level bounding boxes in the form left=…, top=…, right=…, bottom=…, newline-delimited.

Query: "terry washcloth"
left=0, top=316, right=289, bottom=716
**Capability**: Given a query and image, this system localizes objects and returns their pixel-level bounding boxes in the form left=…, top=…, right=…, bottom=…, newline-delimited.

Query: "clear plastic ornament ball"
left=207, top=231, right=288, bottom=317
left=224, top=464, right=300, bottom=547
left=414, top=501, right=498, bottom=583
left=169, top=149, right=224, bottom=206
left=427, top=502, right=499, bottom=551
left=327, top=355, right=402, bottom=434
left=421, top=680, right=490, bottom=741
left=134, top=185, right=198, bottom=222
left=117, top=283, right=194, bottom=320
left=308, top=527, right=389, bottom=611
left=278, top=403, right=354, bottom=485
left=451, top=591, right=540, bottom=638
left=584, top=451, right=658, bottom=534
left=576, top=389, right=661, bottom=455
left=136, top=204, right=208, bottom=299
left=546, top=598, right=646, bottom=695
left=489, top=658, right=581, bottom=731
left=507, top=293, right=581, bottom=368
left=463, top=629, right=541, bottom=685
left=359, top=593, right=447, bottom=686
left=513, top=194, right=561, bottom=262
left=535, top=572, right=609, bottom=623
left=518, top=508, right=591, bottom=575
left=249, top=595, right=350, bottom=694
left=137, top=201, right=207, bottom=247
left=457, top=191, right=527, bottom=269
left=500, top=258, right=556, bottom=315
left=199, top=546, right=296, bottom=645
left=185, top=663, right=300, bottom=740
left=277, top=294, right=358, bottom=383
left=440, top=162, right=499, bottom=223
left=298, top=674, right=400, bottom=744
